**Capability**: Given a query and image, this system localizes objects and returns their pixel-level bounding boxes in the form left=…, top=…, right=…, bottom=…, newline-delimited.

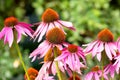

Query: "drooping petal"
left=57, top=20, right=75, bottom=30
left=0, top=27, right=7, bottom=39
left=85, top=72, right=93, bottom=80
left=96, top=52, right=101, bottom=62
left=67, top=54, right=74, bottom=71
left=14, top=26, right=22, bottom=43
left=55, top=52, right=69, bottom=61
left=105, top=43, right=112, bottom=60
left=108, top=42, right=117, bottom=57
left=83, top=40, right=98, bottom=53
left=15, top=25, right=27, bottom=36
left=53, top=21, right=66, bottom=34
left=47, top=23, right=54, bottom=31
left=34, top=22, right=46, bottom=42
left=92, top=41, right=100, bottom=57
left=97, top=41, right=104, bottom=52
left=18, top=22, right=34, bottom=33
left=94, top=73, right=100, bottom=80
left=6, top=27, right=13, bottom=47
left=38, top=23, right=48, bottom=42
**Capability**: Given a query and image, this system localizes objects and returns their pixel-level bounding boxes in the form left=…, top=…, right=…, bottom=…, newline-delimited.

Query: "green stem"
left=101, top=65, right=104, bottom=80
left=73, top=71, right=76, bottom=80
left=101, top=52, right=105, bottom=80
left=53, top=47, right=62, bottom=80
left=13, top=30, right=30, bottom=80
left=14, top=41, right=30, bottom=80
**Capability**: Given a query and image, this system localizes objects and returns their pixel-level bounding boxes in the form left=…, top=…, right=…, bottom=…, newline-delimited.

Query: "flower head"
left=4, top=16, right=18, bottom=27
left=83, top=28, right=117, bottom=61
left=24, top=67, right=38, bottom=80
left=68, top=44, right=78, bottom=53
left=33, top=8, right=75, bottom=42
left=42, top=8, right=59, bottom=23
left=97, top=28, right=114, bottom=42
left=55, top=44, right=86, bottom=74
left=0, top=16, right=34, bottom=47
left=46, top=27, right=65, bottom=44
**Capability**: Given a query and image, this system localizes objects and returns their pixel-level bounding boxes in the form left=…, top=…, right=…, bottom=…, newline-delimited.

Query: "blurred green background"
left=0, top=0, right=120, bottom=80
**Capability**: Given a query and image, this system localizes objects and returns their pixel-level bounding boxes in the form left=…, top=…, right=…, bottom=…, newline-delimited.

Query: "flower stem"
left=13, top=31, right=30, bottom=80
left=14, top=41, right=30, bottom=80
left=53, top=47, right=62, bottom=80
left=101, top=52, right=105, bottom=80
left=73, top=71, right=75, bottom=80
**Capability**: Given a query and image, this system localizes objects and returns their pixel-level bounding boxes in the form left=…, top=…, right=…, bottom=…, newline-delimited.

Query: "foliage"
left=0, top=0, right=120, bottom=80
left=32, top=0, right=120, bottom=45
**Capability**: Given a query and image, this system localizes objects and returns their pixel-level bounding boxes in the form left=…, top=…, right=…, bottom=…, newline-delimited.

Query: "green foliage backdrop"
left=0, top=0, right=120, bottom=80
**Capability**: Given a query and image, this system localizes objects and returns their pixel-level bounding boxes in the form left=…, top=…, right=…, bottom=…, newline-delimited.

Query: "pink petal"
left=7, top=28, right=14, bottom=47
left=97, top=41, right=104, bottom=52
left=92, top=42, right=100, bottom=57
left=51, top=62, right=56, bottom=75
left=85, top=72, right=93, bottom=80
left=3, top=27, right=13, bottom=47
left=15, top=25, right=27, bottom=36
left=57, top=20, right=75, bottom=30
left=38, top=23, right=48, bottom=42
left=18, top=22, right=34, bottom=32
left=53, top=21, right=66, bottom=34
left=108, top=43, right=117, bottom=56
left=55, top=52, right=69, bottom=61
left=47, top=23, right=54, bottom=31
left=14, top=26, right=22, bottom=43
left=33, top=22, right=44, bottom=37
left=116, top=61, right=120, bottom=73
left=105, top=43, right=112, bottom=60
left=94, top=73, right=100, bottom=80
left=0, top=27, right=7, bottom=39
left=83, top=40, right=98, bottom=53
left=96, top=52, right=101, bottom=61
left=67, top=55, right=74, bottom=71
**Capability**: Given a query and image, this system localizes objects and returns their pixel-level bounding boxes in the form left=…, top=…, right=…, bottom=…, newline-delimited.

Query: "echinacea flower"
left=83, top=28, right=117, bottom=61
left=29, top=27, right=67, bottom=62
left=24, top=67, right=38, bottom=80
left=33, top=8, right=75, bottom=42
left=35, top=47, right=63, bottom=80
left=55, top=44, right=86, bottom=74
left=0, top=16, right=34, bottom=47
left=85, top=66, right=108, bottom=80
left=112, top=52, right=120, bottom=74
left=104, top=59, right=117, bottom=78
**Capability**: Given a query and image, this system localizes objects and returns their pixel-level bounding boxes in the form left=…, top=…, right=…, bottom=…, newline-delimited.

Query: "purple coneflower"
left=33, top=8, right=75, bottom=42
left=0, top=16, right=34, bottom=47
left=29, top=27, right=66, bottom=62
left=104, top=59, right=117, bottom=78
left=55, top=44, right=86, bottom=74
left=84, top=29, right=117, bottom=61
left=35, top=47, right=63, bottom=80
left=85, top=66, right=108, bottom=80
